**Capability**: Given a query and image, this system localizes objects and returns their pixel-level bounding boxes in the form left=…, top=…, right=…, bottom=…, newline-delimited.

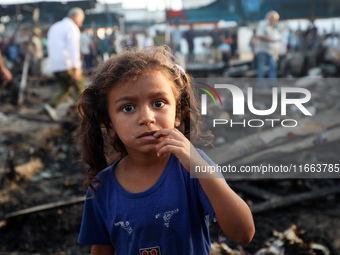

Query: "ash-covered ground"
left=0, top=78, right=339, bottom=255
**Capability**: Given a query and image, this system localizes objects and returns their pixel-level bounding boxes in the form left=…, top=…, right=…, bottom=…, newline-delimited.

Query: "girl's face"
left=107, top=70, right=180, bottom=155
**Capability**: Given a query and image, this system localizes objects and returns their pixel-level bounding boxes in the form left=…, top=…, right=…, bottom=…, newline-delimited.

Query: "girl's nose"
left=138, top=107, right=156, bottom=125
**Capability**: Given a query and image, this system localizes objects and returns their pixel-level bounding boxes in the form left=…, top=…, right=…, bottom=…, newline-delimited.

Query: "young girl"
left=77, top=46, right=255, bottom=255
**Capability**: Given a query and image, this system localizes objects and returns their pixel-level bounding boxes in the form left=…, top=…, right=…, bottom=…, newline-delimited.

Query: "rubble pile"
left=0, top=81, right=89, bottom=253
left=211, top=224, right=335, bottom=255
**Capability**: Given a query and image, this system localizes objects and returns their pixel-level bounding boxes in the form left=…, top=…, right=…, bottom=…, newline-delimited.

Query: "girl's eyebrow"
left=114, top=91, right=171, bottom=104
left=115, top=96, right=135, bottom=104
left=149, top=91, right=171, bottom=98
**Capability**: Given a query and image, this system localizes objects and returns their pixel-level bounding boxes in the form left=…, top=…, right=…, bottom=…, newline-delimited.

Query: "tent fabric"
left=167, top=0, right=340, bottom=24
left=167, top=0, right=238, bottom=24
left=250, top=0, right=340, bottom=21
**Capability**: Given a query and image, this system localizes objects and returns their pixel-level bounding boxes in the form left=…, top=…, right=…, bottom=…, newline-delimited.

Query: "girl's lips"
left=138, top=131, right=158, bottom=139
left=139, top=135, right=157, bottom=140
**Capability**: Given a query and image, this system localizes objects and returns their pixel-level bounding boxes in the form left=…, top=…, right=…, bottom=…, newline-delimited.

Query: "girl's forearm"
left=196, top=165, right=255, bottom=244
left=91, top=245, right=116, bottom=255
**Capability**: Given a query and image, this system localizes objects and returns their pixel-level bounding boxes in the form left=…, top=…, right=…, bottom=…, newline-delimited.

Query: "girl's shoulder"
left=97, top=163, right=115, bottom=180
left=86, top=161, right=120, bottom=199
left=93, top=160, right=121, bottom=190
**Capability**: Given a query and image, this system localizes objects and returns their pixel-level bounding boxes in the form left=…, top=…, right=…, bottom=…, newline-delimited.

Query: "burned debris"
left=0, top=72, right=339, bottom=254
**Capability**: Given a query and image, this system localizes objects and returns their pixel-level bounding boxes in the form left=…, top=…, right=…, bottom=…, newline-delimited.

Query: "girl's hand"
left=154, top=128, right=255, bottom=244
left=153, top=128, right=206, bottom=173
left=1, top=67, right=12, bottom=86
left=154, top=129, right=255, bottom=244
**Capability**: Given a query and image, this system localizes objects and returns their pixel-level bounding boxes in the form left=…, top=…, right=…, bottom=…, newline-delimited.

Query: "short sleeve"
left=195, top=149, right=227, bottom=222
left=256, top=20, right=266, bottom=37
left=78, top=189, right=111, bottom=245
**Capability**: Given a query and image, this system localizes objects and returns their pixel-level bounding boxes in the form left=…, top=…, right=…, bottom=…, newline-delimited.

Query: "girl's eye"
left=121, top=104, right=135, bottom=112
left=153, top=100, right=165, bottom=108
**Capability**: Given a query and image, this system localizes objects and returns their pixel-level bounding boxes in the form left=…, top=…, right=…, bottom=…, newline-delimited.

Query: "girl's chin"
left=129, top=144, right=159, bottom=155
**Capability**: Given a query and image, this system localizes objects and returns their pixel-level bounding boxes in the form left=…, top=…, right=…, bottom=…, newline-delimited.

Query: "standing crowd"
left=1, top=8, right=334, bottom=118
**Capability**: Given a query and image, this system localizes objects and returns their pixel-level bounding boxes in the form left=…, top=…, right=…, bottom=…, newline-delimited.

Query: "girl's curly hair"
left=77, top=46, right=211, bottom=195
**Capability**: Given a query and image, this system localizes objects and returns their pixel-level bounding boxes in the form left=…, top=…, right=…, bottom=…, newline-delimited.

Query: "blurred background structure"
left=1, top=0, right=340, bottom=77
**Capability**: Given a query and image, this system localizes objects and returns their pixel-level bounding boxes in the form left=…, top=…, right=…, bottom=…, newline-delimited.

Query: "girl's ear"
left=175, top=116, right=181, bottom=127
left=107, top=124, right=116, bottom=137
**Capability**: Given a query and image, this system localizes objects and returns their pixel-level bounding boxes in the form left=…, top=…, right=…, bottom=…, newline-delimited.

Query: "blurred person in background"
left=154, top=30, right=164, bottom=47
left=6, top=37, right=19, bottom=64
left=124, top=32, right=138, bottom=48
left=249, top=29, right=257, bottom=69
left=30, top=28, right=43, bottom=78
left=171, top=24, right=182, bottom=54
left=80, top=28, right=95, bottom=77
left=210, top=25, right=222, bottom=64
left=101, top=31, right=111, bottom=60
left=109, top=26, right=118, bottom=55
left=185, top=24, right=195, bottom=63
left=44, top=7, right=85, bottom=121
left=143, top=31, right=154, bottom=48
left=256, top=10, right=280, bottom=87
left=219, top=37, right=231, bottom=67
left=18, top=30, right=29, bottom=62
left=93, top=29, right=103, bottom=62
left=230, top=27, right=238, bottom=59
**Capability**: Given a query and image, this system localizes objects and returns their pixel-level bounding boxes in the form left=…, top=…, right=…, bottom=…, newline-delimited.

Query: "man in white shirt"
left=44, top=7, right=85, bottom=121
left=256, top=10, right=280, bottom=88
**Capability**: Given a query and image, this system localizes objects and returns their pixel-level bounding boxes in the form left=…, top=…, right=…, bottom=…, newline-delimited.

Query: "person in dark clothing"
left=230, top=27, right=238, bottom=59
left=185, top=24, right=195, bottom=63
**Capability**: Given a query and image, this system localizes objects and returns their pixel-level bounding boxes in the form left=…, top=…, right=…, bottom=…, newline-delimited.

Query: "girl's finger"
left=153, top=128, right=183, bottom=139
left=157, top=139, right=183, bottom=154
left=157, top=143, right=189, bottom=160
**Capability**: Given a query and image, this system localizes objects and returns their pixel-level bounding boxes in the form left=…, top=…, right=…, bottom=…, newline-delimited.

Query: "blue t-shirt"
left=78, top=150, right=218, bottom=255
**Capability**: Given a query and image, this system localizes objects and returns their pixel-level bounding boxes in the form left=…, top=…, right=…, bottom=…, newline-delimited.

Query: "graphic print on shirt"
left=139, top=246, right=161, bottom=255
left=155, top=208, right=179, bottom=227
left=114, top=221, right=133, bottom=235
